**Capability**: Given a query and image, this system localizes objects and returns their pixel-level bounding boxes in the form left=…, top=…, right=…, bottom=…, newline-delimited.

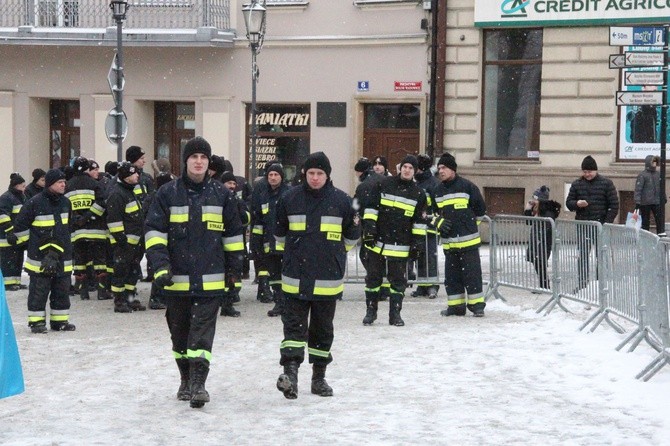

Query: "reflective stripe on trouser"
left=364, top=249, right=409, bottom=294
left=164, top=295, right=220, bottom=366
left=73, top=240, right=108, bottom=274
left=443, top=248, right=484, bottom=307
left=1, top=245, right=25, bottom=284
left=279, top=296, right=337, bottom=366
left=27, top=274, right=70, bottom=325
left=111, top=244, right=143, bottom=294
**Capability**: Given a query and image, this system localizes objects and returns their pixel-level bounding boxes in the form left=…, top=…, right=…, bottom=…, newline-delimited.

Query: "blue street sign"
left=610, top=26, right=666, bottom=46
left=357, top=81, right=369, bottom=92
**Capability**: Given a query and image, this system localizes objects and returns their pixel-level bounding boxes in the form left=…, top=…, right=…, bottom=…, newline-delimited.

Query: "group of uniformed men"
left=0, top=137, right=487, bottom=408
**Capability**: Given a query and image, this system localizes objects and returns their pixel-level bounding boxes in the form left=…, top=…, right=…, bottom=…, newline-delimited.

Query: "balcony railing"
left=1, top=0, right=230, bottom=30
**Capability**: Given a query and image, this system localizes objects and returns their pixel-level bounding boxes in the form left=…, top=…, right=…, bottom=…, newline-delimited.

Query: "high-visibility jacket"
left=363, top=175, right=427, bottom=258
left=430, top=175, right=486, bottom=251
left=0, top=188, right=26, bottom=248
left=65, top=172, right=107, bottom=243
left=106, top=179, right=144, bottom=247
left=275, top=180, right=360, bottom=301
left=250, top=181, right=289, bottom=255
left=14, top=190, right=73, bottom=276
left=144, top=175, right=244, bottom=297
left=353, top=169, right=383, bottom=217
left=415, top=170, right=441, bottom=235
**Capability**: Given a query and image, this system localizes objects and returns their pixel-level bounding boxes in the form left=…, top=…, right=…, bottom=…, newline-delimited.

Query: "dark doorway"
left=154, top=102, right=196, bottom=175
left=49, top=100, right=80, bottom=168
left=363, top=103, right=420, bottom=174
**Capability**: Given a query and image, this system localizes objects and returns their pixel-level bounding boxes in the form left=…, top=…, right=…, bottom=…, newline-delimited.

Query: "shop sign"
left=394, top=81, right=422, bottom=91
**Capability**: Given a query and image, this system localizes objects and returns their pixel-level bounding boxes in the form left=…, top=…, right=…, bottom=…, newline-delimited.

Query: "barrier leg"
left=636, top=350, right=670, bottom=381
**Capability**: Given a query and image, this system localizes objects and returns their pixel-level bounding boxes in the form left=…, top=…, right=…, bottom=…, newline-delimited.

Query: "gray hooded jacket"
left=634, top=155, right=661, bottom=206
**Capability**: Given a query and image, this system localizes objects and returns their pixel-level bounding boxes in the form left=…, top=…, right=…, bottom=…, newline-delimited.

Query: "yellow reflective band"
left=0, top=216, right=11, bottom=224
left=313, top=284, right=344, bottom=296
left=165, top=282, right=190, bottom=291
left=261, top=203, right=269, bottom=214
left=412, top=228, right=427, bottom=235
left=224, top=242, right=245, bottom=251
left=280, top=340, right=307, bottom=349
left=443, top=237, right=481, bottom=250
left=468, top=296, right=485, bottom=305
left=448, top=298, right=466, bottom=305
left=282, top=282, right=299, bottom=294
left=32, top=219, right=55, bottom=227
left=202, top=213, right=223, bottom=223
left=258, top=271, right=269, bottom=277
left=363, top=212, right=378, bottom=221
left=172, top=351, right=187, bottom=359
left=308, top=347, right=330, bottom=358
left=40, top=243, right=64, bottom=253
left=169, top=214, right=188, bottom=223
left=28, top=316, right=46, bottom=323
left=146, top=236, right=168, bottom=249
left=289, top=222, right=306, bottom=231
left=438, top=197, right=469, bottom=209
left=364, top=286, right=381, bottom=292
left=203, top=281, right=225, bottom=291
left=154, top=269, right=169, bottom=278
left=125, top=203, right=139, bottom=214
left=50, top=314, right=69, bottom=322
left=187, top=349, right=212, bottom=362
left=320, top=223, right=342, bottom=233
left=111, top=285, right=126, bottom=293
left=276, top=242, right=285, bottom=250
left=108, top=223, right=125, bottom=233
left=380, top=198, right=415, bottom=212
left=252, top=226, right=264, bottom=235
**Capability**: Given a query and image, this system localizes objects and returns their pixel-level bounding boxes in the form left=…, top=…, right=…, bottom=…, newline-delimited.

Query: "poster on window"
left=618, top=46, right=666, bottom=160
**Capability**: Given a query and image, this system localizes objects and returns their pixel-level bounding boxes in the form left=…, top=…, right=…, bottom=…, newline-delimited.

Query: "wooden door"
left=49, top=100, right=80, bottom=168
left=363, top=103, right=421, bottom=174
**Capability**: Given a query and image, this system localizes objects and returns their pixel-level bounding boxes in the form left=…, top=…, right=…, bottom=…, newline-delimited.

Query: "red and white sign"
left=394, top=81, right=422, bottom=92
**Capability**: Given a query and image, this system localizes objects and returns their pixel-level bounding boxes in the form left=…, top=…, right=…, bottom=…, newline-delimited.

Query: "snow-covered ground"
left=1, top=275, right=669, bottom=445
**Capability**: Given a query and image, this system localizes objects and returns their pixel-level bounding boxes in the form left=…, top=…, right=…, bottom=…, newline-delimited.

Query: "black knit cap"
left=266, top=163, right=285, bottom=180
left=221, top=171, right=237, bottom=184
left=210, top=155, right=226, bottom=176
left=32, top=168, right=46, bottom=183
left=73, top=156, right=89, bottom=173
left=88, top=159, right=99, bottom=171
left=417, top=154, right=433, bottom=172
left=182, top=137, right=212, bottom=164
left=125, top=146, right=145, bottom=164
left=581, top=155, right=598, bottom=171
left=9, top=172, right=25, bottom=188
left=105, top=161, right=119, bottom=176
left=354, top=157, right=371, bottom=173
left=373, top=156, right=388, bottom=170
left=303, top=151, right=332, bottom=176
left=117, top=161, right=137, bottom=180
left=44, top=168, right=66, bottom=188
left=400, top=155, right=418, bottom=171
left=437, top=152, right=457, bottom=172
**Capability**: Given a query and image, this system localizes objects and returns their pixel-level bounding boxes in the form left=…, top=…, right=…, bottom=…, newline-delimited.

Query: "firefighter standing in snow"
left=0, top=173, right=27, bottom=290
left=275, top=152, right=360, bottom=400
left=145, top=136, right=244, bottom=409
left=14, top=169, right=76, bottom=333
left=429, top=152, right=487, bottom=317
left=361, top=155, right=427, bottom=327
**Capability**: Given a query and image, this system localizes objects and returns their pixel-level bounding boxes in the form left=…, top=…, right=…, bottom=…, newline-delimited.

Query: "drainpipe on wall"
left=426, top=0, right=447, bottom=158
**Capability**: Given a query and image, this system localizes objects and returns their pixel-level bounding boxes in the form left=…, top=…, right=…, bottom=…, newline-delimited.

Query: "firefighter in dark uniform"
left=412, top=154, right=441, bottom=299
left=275, top=152, right=359, bottom=399
left=145, top=136, right=244, bottom=409
left=126, top=146, right=155, bottom=282
left=353, top=157, right=382, bottom=269
left=249, top=163, right=290, bottom=315
left=14, top=169, right=76, bottom=333
left=361, top=155, right=426, bottom=327
left=0, top=173, right=27, bottom=290
left=65, top=157, right=108, bottom=300
left=430, top=153, right=487, bottom=317
left=25, top=168, right=45, bottom=200
left=106, top=162, right=146, bottom=313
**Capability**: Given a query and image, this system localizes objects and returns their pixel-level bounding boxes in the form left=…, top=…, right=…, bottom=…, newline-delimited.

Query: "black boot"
left=30, top=322, right=48, bottom=334
left=441, top=303, right=466, bottom=316
left=220, top=294, right=241, bottom=317
left=128, top=294, right=147, bottom=311
left=113, top=292, right=133, bottom=313
left=311, top=364, right=333, bottom=397
left=468, top=302, right=486, bottom=318
left=362, top=291, right=378, bottom=326
left=97, top=287, right=112, bottom=300
left=189, top=361, right=210, bottom=408
left=76, top=275, right=90, bottom=300
left=256, top=276, right=273, bottom=303
left=379, top=285, right=390, bottom=301
left=276, top=361, right=299, bottom=399
left=410, top=286, right=428, bottom=298
left=389, top=293, right=405, bottom=326
left=267, top=284, right=285, bottom=317
left=176, top=359, right=191, bottom=401
left=50, top=320, right=76, bottom=331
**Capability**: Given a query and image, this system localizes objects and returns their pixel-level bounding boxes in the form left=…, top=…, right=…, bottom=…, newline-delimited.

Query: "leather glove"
left=154, top=270, right=174, bottom=288
left=430, top=215, right=452, bottom=238
left=362, top=231, right=376, bottom=248
left=6, top=232, right=18, bottom=245
left=40, top=250, right=61, bottom=276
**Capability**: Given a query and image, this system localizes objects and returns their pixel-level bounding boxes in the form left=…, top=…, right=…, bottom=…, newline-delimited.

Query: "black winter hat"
left=303, top=151, right=332, bottom=176
left=210, top=155, right=226, bottom=176
left=400, top=155, right=418, bottom=171
left=105, top=161, right=119, bottom=176
left=224, top=159, right=234, bottom=174
left=581, top=155, right=598, bottom=171
left=373, top=156, right=388, bottom=170
left=9, top=172, right=25, bottom=188
left=533, top=185, right=550, bottom=201
left=44, top=168, right=66, bottom=188
left=417, top=154, right=433, bottom=172
left=88, top=160, right=99, bottom=171
left=155, top=171, right=174, bottom=189
left=73, top=156, right=89, bottom=173
left=266, top=163, right=285, bottom=180
left=182, top=137, right=212, bottom=164
left=31, top=168, right=46, bottom=183
left=221, top=171, right=237, bottom=184
left=437, top=152, right=457, bottom=172
left=354, top=157, right=371, bottom=173
left=125, top=146, right=145, bottom=164
left=117, top=161, right=138, bottom=180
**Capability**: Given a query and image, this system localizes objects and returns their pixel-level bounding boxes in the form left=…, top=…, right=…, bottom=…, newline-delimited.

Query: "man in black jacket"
left=566, top=156, right=619, bottom=291
left=0, top=173, right=27, bottom=290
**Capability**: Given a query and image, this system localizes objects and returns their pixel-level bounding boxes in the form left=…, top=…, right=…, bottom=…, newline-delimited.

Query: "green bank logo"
left=501, top=0, right=530, bottom=17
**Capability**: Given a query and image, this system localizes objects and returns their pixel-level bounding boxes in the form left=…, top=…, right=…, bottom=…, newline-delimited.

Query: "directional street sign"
left=624, top=71, right=665, bottom=87
left=105, top=108, right=128, bottom=145
left=625, top=52, right=664, bottom=67
left=615, top=91, right=664, bottom=106
left=609, top=54, right=625, bottom=69
left=610, top=26, right=666, bottom=46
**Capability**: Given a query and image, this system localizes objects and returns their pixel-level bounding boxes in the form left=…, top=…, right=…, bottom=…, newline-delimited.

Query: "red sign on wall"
left=394, top=81, right=422, bottom=91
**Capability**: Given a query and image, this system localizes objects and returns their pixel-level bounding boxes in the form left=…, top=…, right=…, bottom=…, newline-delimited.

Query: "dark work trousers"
left=443, top=248, right=484, bottom=307
left=265, top=253, right=282, bottom=287
left=111, top=243, right=143, bottom=294
left=527, top=224, right=553, bottom=290
left=0, top=245, right=25, bottom=285
left=639, top=204, right=665, bottom=233
left=364, top=249, right=408, bottom=294
left=576, top=225, right=598, bottom=289
left=280, top=296, right=336, bottom=366
left=73, top=240, right=107, bottom=277
left=165, top=295, right=220, bottom=365
left=27, top=274, right=71, bottom=325
left=416, top=233, right=439, bottom=285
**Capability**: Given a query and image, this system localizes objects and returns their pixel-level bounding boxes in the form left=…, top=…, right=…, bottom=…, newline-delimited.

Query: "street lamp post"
left=110, top=0, right=129, bottom=162
left=243, top=0, right=267, bottom=180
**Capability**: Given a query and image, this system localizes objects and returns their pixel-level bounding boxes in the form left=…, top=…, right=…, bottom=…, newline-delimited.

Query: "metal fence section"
left=1, top=0, right=230, bottom=30
left=484, top=215, right=556, bottom=304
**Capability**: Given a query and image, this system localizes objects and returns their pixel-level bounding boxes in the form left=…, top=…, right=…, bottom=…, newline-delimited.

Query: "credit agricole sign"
left=475, top=0, right=670, bottom=27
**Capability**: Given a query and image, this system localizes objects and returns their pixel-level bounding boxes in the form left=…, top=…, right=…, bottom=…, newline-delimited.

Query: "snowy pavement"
left=1, top=279, right=669, bottom=446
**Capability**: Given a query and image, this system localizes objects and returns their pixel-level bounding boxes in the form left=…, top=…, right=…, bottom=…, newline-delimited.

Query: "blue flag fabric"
left=0, top=272, right=25, bottom=399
